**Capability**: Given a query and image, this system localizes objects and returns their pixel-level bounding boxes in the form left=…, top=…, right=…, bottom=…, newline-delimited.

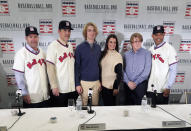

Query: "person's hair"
left=101, top=34, right=119, bottom=59
left=82, top=22, right=98, bottom=40
left=130, top=33, right=143, bottom=43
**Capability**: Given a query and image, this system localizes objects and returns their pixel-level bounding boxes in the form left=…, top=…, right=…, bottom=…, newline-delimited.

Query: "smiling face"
left=108, top=37, right=117, bottom=50
left=131, top=37, right=142, bottom=52
left=152, top=33, right=165, bottom=46
left=25, top=34, right=39, bottom=51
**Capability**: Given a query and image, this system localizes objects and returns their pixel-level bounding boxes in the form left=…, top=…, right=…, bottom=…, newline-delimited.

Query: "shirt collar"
left=26, top=44, right=39, bottom=54
left=154, top=41, right=166, bottom=49
left=131, top=47, right=142, bottom=54
left=58, top=37, right=68, bottom=45
left=57, top=37, right=68, bottom=47
left=108, top=49, right=116, bottom=54
left=85, top=40, right=97, bottom=44
left=85, top=40, right=97, bottom=48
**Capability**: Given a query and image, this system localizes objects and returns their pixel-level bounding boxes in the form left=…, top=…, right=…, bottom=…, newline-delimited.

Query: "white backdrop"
left=0, top=0, right=191, bottom=108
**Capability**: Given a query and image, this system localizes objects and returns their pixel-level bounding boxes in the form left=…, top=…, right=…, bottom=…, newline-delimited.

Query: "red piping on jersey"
left=169, top=61, right=178, bottom=66
left=154, top=42, right=166, bottom=50
left=46, top=60, right=55, bottom=65
left=12, top=69, right=24, bottom=73
left=57, top=40, right=68, bottom=48
left=25, top=46, right=40, bottom=55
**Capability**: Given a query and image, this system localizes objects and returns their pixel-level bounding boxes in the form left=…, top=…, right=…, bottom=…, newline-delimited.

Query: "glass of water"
left=147, top=97, right=152, bottom=109
left=68, top=99, right=75, bottom=111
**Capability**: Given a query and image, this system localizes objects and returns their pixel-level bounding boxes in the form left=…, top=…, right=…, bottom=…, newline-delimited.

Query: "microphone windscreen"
left=16, top=89, right=22, bottom=96
left=88, top=88, right=93, bottom=95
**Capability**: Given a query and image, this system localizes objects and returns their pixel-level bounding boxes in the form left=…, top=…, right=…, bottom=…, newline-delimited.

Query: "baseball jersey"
left=46, top=39, right=75, bottom=93
left=148, top=42, right=177, bottom=93
left=13, top=46, right=49, bottom=103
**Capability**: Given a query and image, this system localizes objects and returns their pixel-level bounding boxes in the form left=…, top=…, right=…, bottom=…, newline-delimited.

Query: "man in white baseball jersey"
left=13, top=26, right=50, bottom=108
left=147, top=25, right=178, bottom=104
left=46, top=20, right=78, bottom=107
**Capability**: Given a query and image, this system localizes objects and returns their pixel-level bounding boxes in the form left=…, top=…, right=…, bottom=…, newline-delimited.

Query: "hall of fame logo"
left=6, top=74, right=17, bottom=86
left=61, top=0, right=76, bottom=16
left=102, top=20, right=116, bottom=35
left=0, top=0, right=9, bottom=15
left=185, top=3, right=191, bottom=18
left=123, top=40, right=131, bottom=52
left=175, top=72, right=185, bottom=84
left=68, top=39, right=76, bottom=50
left=39, top=19, right=53, bottom=34
left=0, top=38, right=14, bottom=53
left=125, top=1, right=138, bottom=17
left=163, top=21, right=175, bottom=35
left=179, top=40, right=191, bottom=53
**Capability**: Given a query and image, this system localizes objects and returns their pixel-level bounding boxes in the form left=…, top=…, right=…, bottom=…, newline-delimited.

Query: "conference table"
left=0, top=104, right=191, bottom=131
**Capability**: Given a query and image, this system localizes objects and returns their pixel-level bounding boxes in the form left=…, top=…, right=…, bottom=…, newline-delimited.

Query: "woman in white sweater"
left=100, top=34, right=123, bottom=106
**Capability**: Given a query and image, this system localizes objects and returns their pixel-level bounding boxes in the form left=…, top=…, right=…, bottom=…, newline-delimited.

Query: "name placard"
left=79, top=123, right=106, bottom=130
left=0, top=126, right=7, bottom=131
left=162, top=121, right=186, bottom=127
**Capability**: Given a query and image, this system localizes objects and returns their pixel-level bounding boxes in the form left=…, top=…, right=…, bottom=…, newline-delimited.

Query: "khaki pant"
left=80, top=80, right=100, bottom=106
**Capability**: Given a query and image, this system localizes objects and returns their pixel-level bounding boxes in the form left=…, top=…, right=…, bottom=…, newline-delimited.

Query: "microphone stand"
left=87, top=93, right=94, bottom=114
left=151, top=90, right=157, bottom=108
left=151, top=84, right=157, bottom=108
left=16, top=94, right=25, bottom=116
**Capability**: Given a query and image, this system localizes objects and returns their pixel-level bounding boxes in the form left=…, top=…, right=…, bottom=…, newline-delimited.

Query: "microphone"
left=151, top=84, right=157, bottom=108
left=16, top=89, right=22, bottom=97
left=87, top=88, right=94, bottom=114
left=16, top=89, right=25, bottom=116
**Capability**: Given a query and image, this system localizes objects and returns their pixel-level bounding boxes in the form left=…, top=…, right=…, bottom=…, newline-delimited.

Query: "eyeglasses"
left=87, top=29, right=96, bottom=32
left=132, top=41, right=141, bottom=44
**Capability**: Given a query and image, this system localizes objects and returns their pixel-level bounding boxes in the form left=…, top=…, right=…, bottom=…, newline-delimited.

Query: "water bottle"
left=141, top=95, right=147, bottom=111
left=76, top=96, right=82, bottom=111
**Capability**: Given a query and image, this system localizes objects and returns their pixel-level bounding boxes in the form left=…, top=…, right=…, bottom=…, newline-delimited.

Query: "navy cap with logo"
left=152, top=25, right=165, bottom=34
left=25, top=26, right=39, bottom=36
left=59, top=20, right=73, bottom=30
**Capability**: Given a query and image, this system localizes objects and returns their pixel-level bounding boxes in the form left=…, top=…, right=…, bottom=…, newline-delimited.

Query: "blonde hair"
left=130, top=33, right=143, bottom=43
left=83, top=22, right=98, bottom=40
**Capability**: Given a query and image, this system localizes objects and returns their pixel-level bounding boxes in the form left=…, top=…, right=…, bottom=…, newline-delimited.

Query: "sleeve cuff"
left=50, top=83, right=58, bottom=89
left=134, top=81, right=139, bottom=86
left=75, top=83, right=81, bottom=87
left=124, top=78, right=129, bottom=85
